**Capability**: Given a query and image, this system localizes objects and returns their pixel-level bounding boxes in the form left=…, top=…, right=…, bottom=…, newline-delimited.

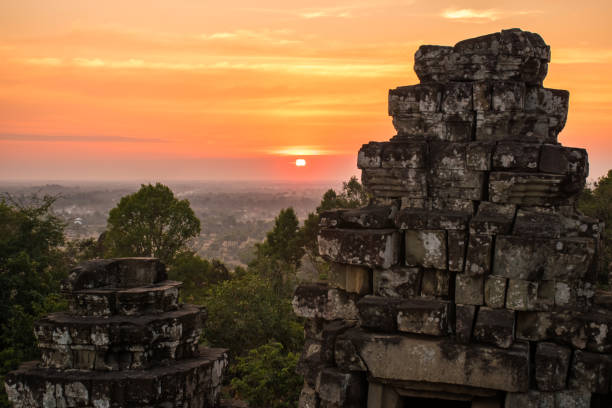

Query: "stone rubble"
left=5, top=258, right=228, bottom=407
left=294, top=29, right=611, bottom=408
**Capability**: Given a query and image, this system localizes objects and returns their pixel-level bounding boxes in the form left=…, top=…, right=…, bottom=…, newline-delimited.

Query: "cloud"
left=268, top=146, right=340, bottom=155
left=441, top=8, right=541, bottom=22
left=199, top=29, right=301, bottom=45
left=20, top=56, right=405, bottom=78
left=0, top=134, right=167, bottom=143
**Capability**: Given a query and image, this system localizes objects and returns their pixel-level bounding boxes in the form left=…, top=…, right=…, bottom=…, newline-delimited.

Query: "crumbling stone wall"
left=4, top=258, right=228, bottom=407
left=293, top=29, right=611, bottom=408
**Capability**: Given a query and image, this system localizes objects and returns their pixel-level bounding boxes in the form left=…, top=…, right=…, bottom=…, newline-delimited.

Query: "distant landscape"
left=0, top=180, right=342, bottom=267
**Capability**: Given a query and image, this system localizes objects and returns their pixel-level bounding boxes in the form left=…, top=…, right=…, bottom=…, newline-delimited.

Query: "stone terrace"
left=293, top=29, right=611, bottom=408
left=5, top=258, right=228, bottom=408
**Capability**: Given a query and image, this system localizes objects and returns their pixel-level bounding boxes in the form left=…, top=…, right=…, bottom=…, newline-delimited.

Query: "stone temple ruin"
left=293, top=29, right=612, bottom=407
left=5, top=258, right=227, bottom=407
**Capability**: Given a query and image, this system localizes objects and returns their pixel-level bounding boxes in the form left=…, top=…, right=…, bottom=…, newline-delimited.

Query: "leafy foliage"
left=0, top=195, right=68, bottom=408
left=578, top=169, right=612, bottom=284
left=202, top=271, right=303, bottom=356
left=168, top=252, right=230, bottom=302
left=104, top=183, right=200, bottom=264
left=230, top=342, right=301, bottom=408
left=316, top=176, right=369, bottom=214
left=249, top=208, right=304, bottom=295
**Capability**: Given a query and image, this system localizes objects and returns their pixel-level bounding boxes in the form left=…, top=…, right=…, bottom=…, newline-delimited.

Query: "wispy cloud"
left=19, top=56, right=405, bottom=78
left=199, top=29, right=301, bottom=45
left=0, top=134, right=167, bottom=143
left=247, top=1, right=415, bottom=20
left=441, top=8, right=541, bottom=22
left=268, top=146, right=340, bottom=155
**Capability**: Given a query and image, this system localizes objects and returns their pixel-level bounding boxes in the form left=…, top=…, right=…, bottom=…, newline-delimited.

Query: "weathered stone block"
left=506, top=280, right=539, bottom=311
left=464, top=234, right=494, bottom=276
left=535, top=342, right=571, bottom=391
left=441, top=82, right=473, bottom=113
left=404, top=230, right=447, bottom=269
left=334, top=338, right=367, bottom=372
left=63, top=258, right=167, bottom=291
left=470, top=202, right=516, bottom=235
left=489, top=172, right=570, bottom=205
left=466, top=142, right=495, bottom=171
left=299, top=384, right=320, bottom=408
left=328, top=263, right=371, bottom=295
left=475, top=111, right=551, bottom=143
left=473, top=81, right=492, bottom=111
left=391, top=112, right=445, bottom=140
left=539, top=145, right=588, bottom=179
left=362, top=168, right=428, bottom=199
left=492, top=142, right=540, bottom=171
left=554, top=391, right=591, bottom=408
left=493, top=236, right=595, bottom=282
left=373, top=266, right=422, bottom=298
left=429, top=141, right=467, bottom=170
left=357, top=296, right=401, bottom=332
left=484, top=276, right=507, bottom=309
left=388, top=84, right=442, bottom=115
left=473, top=307, right=515, bottom=348
left=448, top=230, right=467, bottom=272
left=293, top=283, right=359, bottom=321
left=396, top=299, right=450, bottom=336
left=507, top=391, right=591, bottom=408
left=337, top=329, right=530, bottom=392
left=516, top=311, right=587, bottom=349
left=297, top=339, right=326, bottom=388
left=420, top=269, right=450, bottom=299
left=415, top=29, right=550, bottom=84
left=455, top=275, right=484, bottom=305
left=357, top=142, right=383, bottom=169
left=445, top=112, right=474, bottom=142
left=381, top=141, right=427, bottom=169
left=318, top=228, right=399, bottom=269
left=320, top=320, right=355, bottom=364
left=395, top=209, right=469, bottom=231
left=319, top=207, right=396, bottom=230
left=315, top=368, right=365, bottom=406
left=429, top=168, right=485, bottom=200
left=555, top=281, right=594, bottom=309
left=569, top=350, right=612, bottom=394
left=492, top=82, right=525, bottom=112
left=504, top=391, right=554, bottom=408
left=583, top=311, right=612, bottom=353
left=455, top=304, right=477, bottom=343
left=513, top=209, right=561, bottom=238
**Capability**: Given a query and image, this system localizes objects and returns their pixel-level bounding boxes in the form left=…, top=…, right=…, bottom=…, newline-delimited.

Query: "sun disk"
left=296, top=159, right=306, bottom=167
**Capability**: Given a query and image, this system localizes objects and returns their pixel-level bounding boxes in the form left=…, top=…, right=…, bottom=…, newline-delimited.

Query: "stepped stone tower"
left=5, top=258, right=227, bottom=407
left=293, top=29, right=611, bottom=407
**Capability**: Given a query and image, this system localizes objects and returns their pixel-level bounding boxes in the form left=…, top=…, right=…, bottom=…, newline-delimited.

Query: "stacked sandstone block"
left=5, top=258, right=227, bottom=408
left=293, top=29, right=611, bottom=408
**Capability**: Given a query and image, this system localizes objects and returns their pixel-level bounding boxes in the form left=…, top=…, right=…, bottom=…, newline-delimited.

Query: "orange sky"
left=1, top=0, right=611, bottom=182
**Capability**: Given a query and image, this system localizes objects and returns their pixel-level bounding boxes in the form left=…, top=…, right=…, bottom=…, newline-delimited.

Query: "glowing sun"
left=295, top=159, right=306, bottom=167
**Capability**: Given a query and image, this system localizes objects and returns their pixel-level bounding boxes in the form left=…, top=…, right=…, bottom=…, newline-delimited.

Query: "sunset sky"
left=1, top=0, right=611, bottom=182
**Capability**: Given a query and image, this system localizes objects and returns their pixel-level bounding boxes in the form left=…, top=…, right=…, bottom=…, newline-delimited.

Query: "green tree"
left=578, top=169, right=612, bottom=284
left=202, top=272, right=303, bottom=356
left=168, top=252, right=230, bottom=302
left=316, top=175, right=368, bottom=213
left=250, top=208, right=304, bottom=294
left=104, top=183, right=200, bottom=265
left=230, top=342, right=302, bottom=408
left=0, top=195, right=68, bottom=408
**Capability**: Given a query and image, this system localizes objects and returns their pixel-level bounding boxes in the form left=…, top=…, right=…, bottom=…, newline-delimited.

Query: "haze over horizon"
left=1, top=1, right=611, bottom=182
